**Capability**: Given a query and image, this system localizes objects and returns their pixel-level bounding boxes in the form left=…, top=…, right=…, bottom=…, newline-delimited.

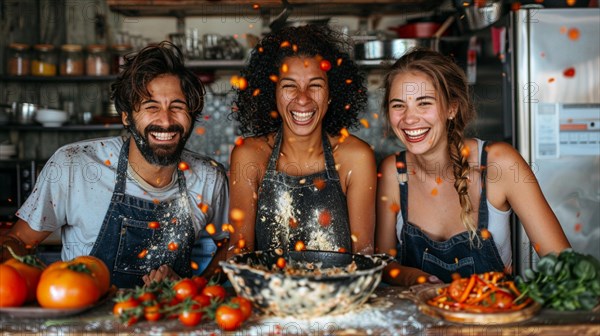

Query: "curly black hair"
left=232, top=25, right=368, bottom=137
left=111, top=41, right=205, bottom=124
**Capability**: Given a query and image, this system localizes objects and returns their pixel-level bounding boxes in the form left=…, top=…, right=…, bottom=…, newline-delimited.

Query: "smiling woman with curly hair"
left=228, top=25, right=376, bottom=257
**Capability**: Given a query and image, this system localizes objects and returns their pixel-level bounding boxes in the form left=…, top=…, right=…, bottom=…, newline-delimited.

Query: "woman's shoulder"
left=480, top=140, right=522, bottom=165
left=230, top=133, right=275, bottom=162
left=332, top=134, right=374, bottom=156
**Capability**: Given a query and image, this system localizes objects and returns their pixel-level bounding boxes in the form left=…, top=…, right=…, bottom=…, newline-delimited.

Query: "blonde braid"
left=447, top=121, right=479, bottom=244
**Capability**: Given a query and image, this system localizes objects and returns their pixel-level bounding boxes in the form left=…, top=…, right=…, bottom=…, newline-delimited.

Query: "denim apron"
left=255, top=129, right=352, bottom=253
left=396, top=142, right=505, bottom=283
left=90, top=138, right=196, bottom=288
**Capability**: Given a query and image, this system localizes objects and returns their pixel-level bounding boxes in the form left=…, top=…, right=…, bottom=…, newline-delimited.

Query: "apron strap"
left=323, top=131, right=340, bottom=181
left=266, top=129, right=283, bottom=172
left=113, top=137, right=131, bottom=199
left=396, top=151, right=409, bottom=225
left=477, top=141, right=490, bottom=229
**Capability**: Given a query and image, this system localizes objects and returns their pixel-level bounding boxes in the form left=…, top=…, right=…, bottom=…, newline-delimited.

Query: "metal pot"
left=385, top=38, right=432, bottom=60
left=0, top=102, right=40, bottom=124
left=220, top=250, right=390, bottom=317
left=354, top=39, right=385, bottom=60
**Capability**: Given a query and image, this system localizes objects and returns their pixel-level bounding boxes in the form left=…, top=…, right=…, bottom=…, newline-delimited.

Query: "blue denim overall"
left=90, top=138, right=196, bottom=288
left=396, top=143, right=505, bottom=283
left=255, top=129, right=352, bottom=253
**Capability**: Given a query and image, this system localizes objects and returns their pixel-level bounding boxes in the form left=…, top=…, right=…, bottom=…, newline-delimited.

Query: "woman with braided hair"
left=375, top=48, right=570, bottom=285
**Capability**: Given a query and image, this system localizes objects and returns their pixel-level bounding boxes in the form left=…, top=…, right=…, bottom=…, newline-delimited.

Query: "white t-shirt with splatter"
left=18, top=136, right=229, bottom=261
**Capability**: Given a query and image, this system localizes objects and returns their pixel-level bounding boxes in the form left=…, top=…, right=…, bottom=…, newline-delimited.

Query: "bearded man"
left=0, top=42, right=229, bottom=288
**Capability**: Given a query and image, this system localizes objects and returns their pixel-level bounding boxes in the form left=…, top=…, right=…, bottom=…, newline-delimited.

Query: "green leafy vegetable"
left=516, top=249, right=600, bottom=311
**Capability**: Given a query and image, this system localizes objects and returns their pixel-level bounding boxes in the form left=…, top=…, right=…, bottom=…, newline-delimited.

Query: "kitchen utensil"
left=220, top=250, right=390, bottom=318
left=455, top=0, right=505, bottom=31
left=385, top=39, right=429, bottom=60
left=354, top=39, right=385, bottom=60
left=269, top=0, right=292, bottom=32
left=399, top=283, right=542, bottom=324
left=388, top=22, right=442, bottom=38
left=0, top=102, right=40, bottom=125
left=35, top=108, right=68, bottom=127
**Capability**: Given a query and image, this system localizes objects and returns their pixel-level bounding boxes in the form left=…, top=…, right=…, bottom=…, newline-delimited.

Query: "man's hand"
left=142, top=265, right=180, bottom=286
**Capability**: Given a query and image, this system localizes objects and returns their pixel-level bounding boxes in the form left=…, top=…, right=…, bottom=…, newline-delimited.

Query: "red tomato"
left=113, top=296, right=140, bottom=316
left=179, top=305, right=203, bottom=327
left=72, top=255, right=111, bottom=295
left=0, top=264, right=27, bottom=307
left=144, top=304, right=162, bottom=322
left=231, top=296, right=252, bottom=320
left=192, top=275, right=208, bottom=290
left=192, top=294, right=212, bottom=308
left=202, top=284, right=226, bottom=302
left=448, top=278, right=469, bottom=302
left=482, top=289, right=514, bottom=309
left=37, top=262, right=102, bottom=309
left=4, top=257, right=45, bottom=303
left=174, top=278, right=198, bottom=301
left=215, top=304, right=244, bottom=331
left=135, top=291, right=156, bottom=304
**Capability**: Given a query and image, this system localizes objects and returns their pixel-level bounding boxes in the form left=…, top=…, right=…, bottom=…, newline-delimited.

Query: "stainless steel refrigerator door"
left=513, top=8, right=600, bottom=273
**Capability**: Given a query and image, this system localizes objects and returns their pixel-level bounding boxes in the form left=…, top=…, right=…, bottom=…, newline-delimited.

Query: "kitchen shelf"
left=107, top=0, right=440, bottom=17
left=0, top=75, right=117, bottom=82
left=186, top=59, right=247, bottom=70
left=0, top=124, right=124, bottom=131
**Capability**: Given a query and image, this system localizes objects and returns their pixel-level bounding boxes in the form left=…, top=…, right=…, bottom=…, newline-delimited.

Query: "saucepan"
left=0, top=102, right=41, bottom=125
left=220, top=250, right=391, bottom=318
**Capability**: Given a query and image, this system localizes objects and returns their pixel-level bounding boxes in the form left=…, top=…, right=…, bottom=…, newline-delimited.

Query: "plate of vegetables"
left=401, top=272, right=541, bottom=324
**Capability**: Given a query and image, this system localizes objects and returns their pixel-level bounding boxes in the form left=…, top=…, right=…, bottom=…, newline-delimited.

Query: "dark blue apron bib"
left=255, top=129, right=352, bottom=253
left=90, top=138, right=196, bottom=288
left=396, top=142, right=505, bottom=283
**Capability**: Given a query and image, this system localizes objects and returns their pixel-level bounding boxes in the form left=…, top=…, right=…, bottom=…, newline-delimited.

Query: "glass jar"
left=60, top=44, right=84, bottom=76
left=111, top=44, right=132, bottom=74
left=86, top=44, right=110, bottom=76
left=32, top=44, right=57, bottom=76
left=6, top=43, right=30, bottom=76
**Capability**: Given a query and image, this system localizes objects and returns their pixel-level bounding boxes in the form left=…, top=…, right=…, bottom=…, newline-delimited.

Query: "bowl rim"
left=220, top=249, right=388, bottom=281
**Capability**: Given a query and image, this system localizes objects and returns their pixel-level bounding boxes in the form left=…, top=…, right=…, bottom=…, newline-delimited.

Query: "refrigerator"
left=510, top=8, right=600, bottom=274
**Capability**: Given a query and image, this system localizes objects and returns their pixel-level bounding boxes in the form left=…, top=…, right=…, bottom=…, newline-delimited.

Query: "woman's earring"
left=448, top=116, right=454, bottom=120
left=328, top=99, right=332, bottom=104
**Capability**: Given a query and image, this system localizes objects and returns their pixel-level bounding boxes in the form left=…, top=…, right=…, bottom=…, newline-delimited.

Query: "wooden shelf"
left=107, top=0, right=440, bottom=17
left=186, top=59, right=247, bottom=69
left=0, top=75, right=117, bottom=82
left=0, top=124, right=124, bottom=131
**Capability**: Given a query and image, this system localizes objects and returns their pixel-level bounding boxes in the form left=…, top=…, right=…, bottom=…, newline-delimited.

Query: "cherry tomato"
left=0, top=264, right=27, bottom=307
left=202, top=284, right=227, bottom=302
left=231, top=296, right=252, bottom=320
left=113, top=296, right=140, bottom=316
left=192, top=294, right=212, bottom=308
left=4, top=256, right=45, bottom=303
left=192, top=275, right=208, bottom=290
left=135, top=291, right=156, bottom=304
left=37, top=262, right=102, bottom=309
left=72, top=255, right=111, bottom=295
left=179, top=305, right=203, bottom=327
left=215, top=304, right=244, bottom=331
left=144, top=303, right=162, bottom=322
left=174, top=278, right=198, bottom=301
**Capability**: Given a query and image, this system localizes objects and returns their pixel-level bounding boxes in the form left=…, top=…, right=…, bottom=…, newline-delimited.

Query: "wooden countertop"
left=1, top=286, right=598, bottom=335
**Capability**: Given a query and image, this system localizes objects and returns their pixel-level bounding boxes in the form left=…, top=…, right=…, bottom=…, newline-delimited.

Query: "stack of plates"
left=0, top=144, right=16, bottom=160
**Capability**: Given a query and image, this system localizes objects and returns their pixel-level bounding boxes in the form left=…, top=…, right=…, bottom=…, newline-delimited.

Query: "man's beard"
left=128, top=120, right=191, bottom=167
